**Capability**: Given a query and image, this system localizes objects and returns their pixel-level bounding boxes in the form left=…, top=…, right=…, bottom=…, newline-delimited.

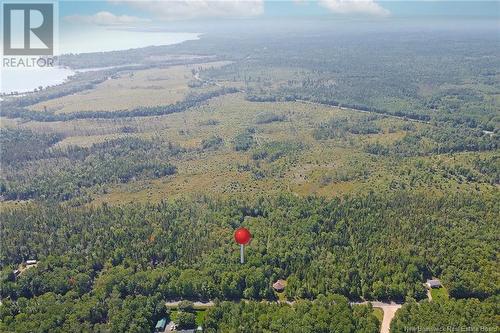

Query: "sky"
left=52, top=1, right=497, bottom=54
left=59, top=0, right=500, bottom=26
left=3, top=1, right=499, bottom=56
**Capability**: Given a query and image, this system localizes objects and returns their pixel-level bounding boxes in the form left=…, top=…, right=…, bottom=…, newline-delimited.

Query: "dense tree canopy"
left=1, top=134, right=178, bottom=202
left=204, top=295, right=380, bottom=333
left=1, top=191, right=498, bottom=307
left=390, top=297, right=499, bottom=332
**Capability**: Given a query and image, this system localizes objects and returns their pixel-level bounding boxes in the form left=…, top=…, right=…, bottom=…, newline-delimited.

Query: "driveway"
left=378, top=304, right=402, bottom=333
left=351, top=301, right=402, bottom=333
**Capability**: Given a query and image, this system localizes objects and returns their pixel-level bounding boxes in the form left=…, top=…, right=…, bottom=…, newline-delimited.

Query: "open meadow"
left=28, top=62, right=231, bottom=114
left=4, top=82, right=496, bottom=206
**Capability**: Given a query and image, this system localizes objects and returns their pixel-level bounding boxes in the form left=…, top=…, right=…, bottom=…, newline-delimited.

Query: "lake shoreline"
left=0, top=32, right=201, bottom=95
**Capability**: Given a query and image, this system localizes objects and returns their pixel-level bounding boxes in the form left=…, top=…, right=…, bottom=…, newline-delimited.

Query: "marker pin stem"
left=234, top=227, right=251, bottom=264
left=240, top=244, right=244, bottom=264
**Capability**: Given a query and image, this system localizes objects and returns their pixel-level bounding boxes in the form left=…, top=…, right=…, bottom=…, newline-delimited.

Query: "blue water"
left=0, top=30, right=200, bottom=94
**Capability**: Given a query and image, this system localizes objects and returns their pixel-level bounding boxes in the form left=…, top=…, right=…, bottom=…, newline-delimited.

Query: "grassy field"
left=373, top=307, right=384, bottom=323
left=29, top=61, right=230, bottom=114
left=5, top=90, right=496, bottom=207
left=84, top=93, right=496, bottom=205
left=430, top=287, right=449, bottom=302
left=169, top=309, right=206, bottom=327
left=2, top=59, right=497, bottom=207
left=195, top=310, right=206, bottom=326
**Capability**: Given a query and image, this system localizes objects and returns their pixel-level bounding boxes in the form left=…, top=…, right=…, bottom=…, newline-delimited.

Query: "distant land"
left=0, top=30, right=200, bottom=94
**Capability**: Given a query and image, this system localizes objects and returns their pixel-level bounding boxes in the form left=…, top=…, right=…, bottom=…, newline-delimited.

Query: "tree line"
left=1, top=88, right=238, bottom=122
left=1, top=135, right=179, bottom=202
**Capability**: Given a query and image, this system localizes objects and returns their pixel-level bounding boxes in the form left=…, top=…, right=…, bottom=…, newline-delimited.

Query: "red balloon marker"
left=234, top=227, right=251, bottom=263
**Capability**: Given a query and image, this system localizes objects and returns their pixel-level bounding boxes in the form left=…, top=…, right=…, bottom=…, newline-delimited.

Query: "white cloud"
left=319, top=0, right=390, bottom=16
left=109, top=0, right=264, bottom=20
left=64, top=11, right=152, bottom=26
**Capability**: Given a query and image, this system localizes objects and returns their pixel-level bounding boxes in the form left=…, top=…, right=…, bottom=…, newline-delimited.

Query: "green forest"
left=1, top=191, right=499, bottom=331
left=203, top=296, right=380, bottom=333
left=391, top=297, right=499, bottom=332
left=1, top=19, right=499, bottom=333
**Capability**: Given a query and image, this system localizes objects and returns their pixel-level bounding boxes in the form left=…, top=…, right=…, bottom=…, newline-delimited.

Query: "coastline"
left=0, top=32, right=200, bottom=95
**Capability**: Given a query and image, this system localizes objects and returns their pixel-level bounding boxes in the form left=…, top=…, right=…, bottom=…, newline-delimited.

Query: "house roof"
left=273, top=279, right=286, bottom=290
left=426, top=279, right=441, bottom=287
left=155, top=318, right=167, bottom=329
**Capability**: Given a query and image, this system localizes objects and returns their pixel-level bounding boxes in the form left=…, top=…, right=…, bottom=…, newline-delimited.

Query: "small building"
left=154, top=318, right=167, bottom=332
left=425, top=279, right=442, bottom=289
left=273, top=279, right=286, bottom=292
left=163, top=320, right=200, bottom=333
left=164, top=321, right=176, bottom=333
left=26, top=260, right=37, bottom=266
